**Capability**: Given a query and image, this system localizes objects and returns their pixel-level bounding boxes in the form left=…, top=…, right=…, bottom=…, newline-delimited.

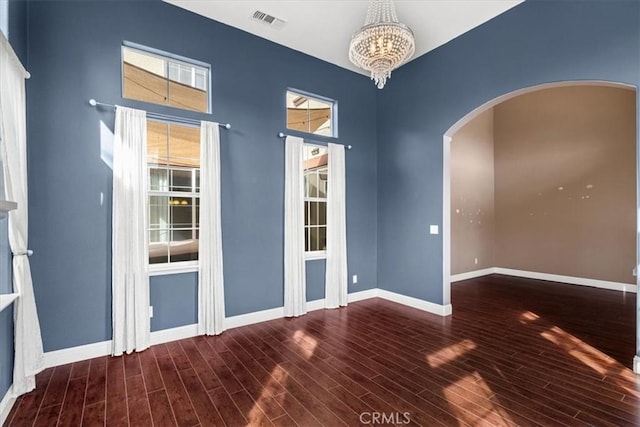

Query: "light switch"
left=429, top=225, right=439, bottom=235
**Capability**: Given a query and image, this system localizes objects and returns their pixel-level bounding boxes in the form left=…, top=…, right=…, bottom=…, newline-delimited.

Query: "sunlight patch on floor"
left=540, top=325, right=640, bottom=397
left=246, top=364, right=290, bottom=425
left=444, top=372, right=515, bottom=426
left=519, top=311, right=540, bottom=323
left=426, top=339, right=477, bottom=368
left=540, top=325, right=616, bottom=376
left=292, top=330, right=318, bottom=360
left=518, top=310, right=640, bottom=398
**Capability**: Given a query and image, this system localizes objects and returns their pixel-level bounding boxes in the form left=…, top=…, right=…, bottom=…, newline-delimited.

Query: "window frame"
left=286, top=88, right=338, bottom=138
left=121, top=41, right=212, bottom=114
left=303, top=142, right=328, bottom=260
left=146, top=118, right=201, bottom=276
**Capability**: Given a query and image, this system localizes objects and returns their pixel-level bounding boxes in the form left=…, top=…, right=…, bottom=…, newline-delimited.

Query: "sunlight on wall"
left=426, top=339, right=477, bottom=368
left=0, top=0, right=7, bottom=39
left=443, top=372, right=515, bottom=426
left=100, top=120, right=113, bottom=169
left=292, top=330, right=318, bottom=360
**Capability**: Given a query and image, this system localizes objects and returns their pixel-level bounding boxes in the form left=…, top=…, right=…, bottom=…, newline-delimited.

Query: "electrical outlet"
left=429, top=225, right=439, bottom=235
left=149, top=306, right=154, bottom=318
left=352, top=275, right=358, bottom=284
left=474, top=258, right=478, bottom=265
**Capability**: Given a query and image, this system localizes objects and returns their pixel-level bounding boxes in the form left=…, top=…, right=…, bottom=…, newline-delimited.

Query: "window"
left=287, top=90, right=336, bottom=137
left=147, top=121, right=200, bottom=266
left=122, top=44, right=210, bottom=113
left=304, top=144, right=328, bottom=254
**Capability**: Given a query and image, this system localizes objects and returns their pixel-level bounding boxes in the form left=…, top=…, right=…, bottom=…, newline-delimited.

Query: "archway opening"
left=442, top=81, right=638, bottom=371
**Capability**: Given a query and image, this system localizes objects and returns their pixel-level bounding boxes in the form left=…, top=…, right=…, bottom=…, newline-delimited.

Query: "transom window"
left=147, top=121, right=200, bottom=265
left=287, top=90, right=336, bottom=137
left=304, top=144, right=328, bottom=253
left=123, top=43, right=210, bottom=113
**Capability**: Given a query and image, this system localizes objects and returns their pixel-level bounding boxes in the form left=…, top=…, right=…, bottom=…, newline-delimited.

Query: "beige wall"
left=451, top=85, right=636, bottom=284
left=493, top=86, right=636, bottom=283
left=451, top=109, right=495, bottom=274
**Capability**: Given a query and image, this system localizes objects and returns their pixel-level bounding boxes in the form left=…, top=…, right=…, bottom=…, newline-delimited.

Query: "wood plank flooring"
left=5, top=274, right=640, bottom=426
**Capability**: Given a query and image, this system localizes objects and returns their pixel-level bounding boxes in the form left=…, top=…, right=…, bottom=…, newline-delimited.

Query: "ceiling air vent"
left=251, top=10, right=287, bottom=30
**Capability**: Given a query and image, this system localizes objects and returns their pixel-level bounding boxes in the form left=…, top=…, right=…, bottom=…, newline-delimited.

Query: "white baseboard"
left=40, top=287, right=449, bottom=370
left=377, top=289, right=453, bottom=316
left=494, top=268, right=637, bottom=293
left=43, top=340, right=112, bottom=369
left=450, top=268, right=496, bottom=282
left=224, top=289, right=380, bottom=329
left=348, top=288, right=378, bottom=303
left=224, top=307, right=284, bottom=330
left=44, top=324, right=201, bottom=368
left=450, top=267, right=637, bottom=294
left=150, top=324, right=198, bottom=346
left=306, top=299, right=326, bottom=312
left=634, top=356, right=639, bottom=375
left=0, top=385, right=15, bottom=426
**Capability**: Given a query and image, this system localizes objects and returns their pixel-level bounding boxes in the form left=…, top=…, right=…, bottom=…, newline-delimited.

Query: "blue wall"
left=6, top=0, right=26, bottom=63
left=26, top=0, right=378, bottom=352
left=149, top=273, right=197, bottom=332
left=376, top=0, right=640, bottom=304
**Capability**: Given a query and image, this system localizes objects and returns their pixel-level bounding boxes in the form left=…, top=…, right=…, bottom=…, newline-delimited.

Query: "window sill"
left=305, top=251, right=327, bottom=261
left=148, top=262, right=199, bottom=277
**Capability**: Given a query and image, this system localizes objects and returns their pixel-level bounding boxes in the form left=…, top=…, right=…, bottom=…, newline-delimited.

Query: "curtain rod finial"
left=89, top=99, right=97, bottom=107
left=278, top=132, right=285, bottom=138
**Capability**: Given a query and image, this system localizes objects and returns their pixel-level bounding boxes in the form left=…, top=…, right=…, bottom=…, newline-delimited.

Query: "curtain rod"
left=88, top=99, right=231, bottom=129
left=278, top=132, right=352, bottom=150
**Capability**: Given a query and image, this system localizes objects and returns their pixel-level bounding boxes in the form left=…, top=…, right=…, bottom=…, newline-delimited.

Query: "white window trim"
left=148, top=260, right=199, bottom=276
left=305, top=250, right=327, bottom=261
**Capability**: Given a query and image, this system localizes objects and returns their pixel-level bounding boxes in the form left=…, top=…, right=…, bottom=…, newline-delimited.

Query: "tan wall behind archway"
left=451, top=85, right=637, bottom=284
left=494, top=85, right=636, bottom=283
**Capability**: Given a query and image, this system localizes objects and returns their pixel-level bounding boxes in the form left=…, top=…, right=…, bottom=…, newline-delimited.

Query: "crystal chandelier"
left=348, top=0, right=415, bottom=89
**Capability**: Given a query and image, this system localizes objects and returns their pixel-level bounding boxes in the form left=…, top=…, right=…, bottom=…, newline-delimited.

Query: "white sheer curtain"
left=0, top=32, right=44, bottom=396
left=112, top=106, right=150, bottom=356
left=284, top=136, right=306, bottom=317
left=198, top=121, right=225, bottom=335
left=325, top=143, right=348, bottom=309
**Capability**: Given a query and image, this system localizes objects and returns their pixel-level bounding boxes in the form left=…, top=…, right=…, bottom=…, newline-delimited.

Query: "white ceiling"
left=165, top=1, right=523, bottom=76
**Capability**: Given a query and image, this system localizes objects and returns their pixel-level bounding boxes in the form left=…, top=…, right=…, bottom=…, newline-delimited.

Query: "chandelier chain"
left=365, top=0, right=398, bottom=25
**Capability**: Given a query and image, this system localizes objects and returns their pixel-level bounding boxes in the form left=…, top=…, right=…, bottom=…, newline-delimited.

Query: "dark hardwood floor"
left=4, top=274, right=640, bottom=426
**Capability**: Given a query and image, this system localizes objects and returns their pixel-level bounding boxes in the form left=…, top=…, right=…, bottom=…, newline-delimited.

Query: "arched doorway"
left=441, top=80, right=639, bottom=372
